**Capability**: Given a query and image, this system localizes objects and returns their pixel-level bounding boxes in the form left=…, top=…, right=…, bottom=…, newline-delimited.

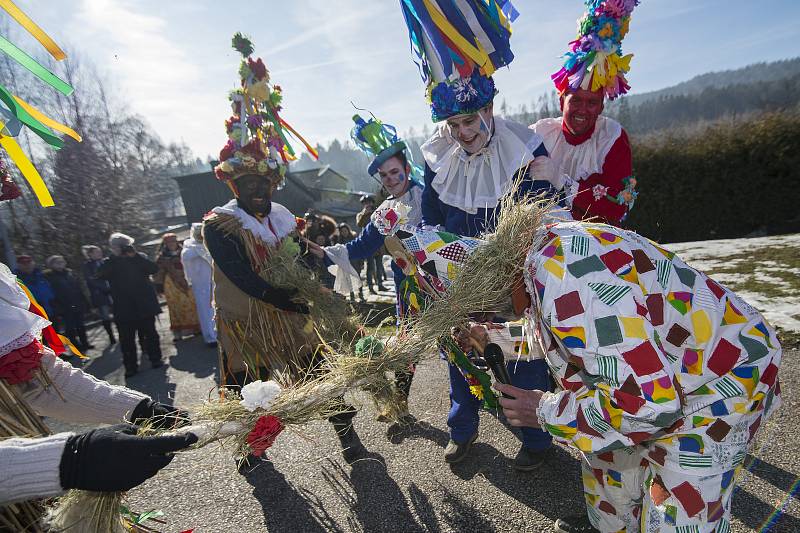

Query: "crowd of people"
left=0, top=2, right=784, bottom=533
left=11, top=228, right=219, bottom=377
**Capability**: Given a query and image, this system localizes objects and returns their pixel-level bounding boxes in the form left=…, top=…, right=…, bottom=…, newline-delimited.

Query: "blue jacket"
left=326, top=181, right=424, bottom=317
left=15, top=268, right=55, bottom=317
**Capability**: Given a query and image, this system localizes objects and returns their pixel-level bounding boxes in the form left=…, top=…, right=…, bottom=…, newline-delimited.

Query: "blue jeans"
left=447, top=359, right=553, bottom=451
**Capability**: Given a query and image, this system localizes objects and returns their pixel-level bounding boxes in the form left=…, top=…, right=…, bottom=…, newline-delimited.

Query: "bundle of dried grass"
left=45, top=192, right=551, bottom=533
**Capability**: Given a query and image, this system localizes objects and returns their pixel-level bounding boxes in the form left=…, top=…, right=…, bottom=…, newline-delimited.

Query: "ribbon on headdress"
left=0, top=0, right=66, bottom=60
left=0, top=131, right=54, bottom=207
left=0, top=35, right=73, bottom=96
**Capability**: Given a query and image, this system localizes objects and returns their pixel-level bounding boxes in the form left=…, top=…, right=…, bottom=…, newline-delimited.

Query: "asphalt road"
left=60, top=319, right=800, bottom=533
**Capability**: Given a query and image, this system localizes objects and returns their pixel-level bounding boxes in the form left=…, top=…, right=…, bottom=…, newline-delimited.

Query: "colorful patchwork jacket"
left=521, top=222, right=781, bottom=474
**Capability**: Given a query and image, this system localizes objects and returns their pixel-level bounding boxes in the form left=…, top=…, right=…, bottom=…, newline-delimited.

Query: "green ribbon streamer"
left=261, top=106, right=296, bottom=157
left=0, top=35, right=74, bottom=96
left=0, top=83, right=63, bottom=148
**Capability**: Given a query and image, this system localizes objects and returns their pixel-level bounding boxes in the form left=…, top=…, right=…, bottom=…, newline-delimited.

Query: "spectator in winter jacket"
left=98, top=233, right=163, bottom=378
left=14, top=255, right=55, bottom=319
left=44, top=255, right=92, bottom=351
left=81, top=245, right=116, bottom=345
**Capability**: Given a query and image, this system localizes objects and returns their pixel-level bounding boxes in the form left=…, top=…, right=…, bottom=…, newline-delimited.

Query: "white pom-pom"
left=240, top=380, right=282, bottom=412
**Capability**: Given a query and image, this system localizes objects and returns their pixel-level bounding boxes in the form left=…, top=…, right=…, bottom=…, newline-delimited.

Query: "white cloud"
left=69, top=0, right=222, bottom=156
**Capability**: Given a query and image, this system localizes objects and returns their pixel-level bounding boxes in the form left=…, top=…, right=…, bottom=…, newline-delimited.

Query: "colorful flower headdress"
left=400, top=0, right=519, bottom=122
left=551, top=0, right=640, bottom=100
left=0, top=1, right=82, bottom=207
left=350, top=113, right=422, bottom=182
left=214, top=33, right=318, bottom=183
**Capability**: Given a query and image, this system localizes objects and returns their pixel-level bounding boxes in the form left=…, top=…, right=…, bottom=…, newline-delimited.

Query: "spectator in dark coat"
left=14, top=255, right=56, bottom=319
left=45, top=255, right=92, bottom=351
left=98, top=233, right=163, bottom=378
left=82, top=245, right=116, bottom=345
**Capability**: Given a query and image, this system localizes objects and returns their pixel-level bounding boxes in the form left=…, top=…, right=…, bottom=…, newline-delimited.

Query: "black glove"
left=59, top=424, right=198, bottom=492
left=130, top=399, right=190, bottom=429
left=262, top=287, right=310, bottom=315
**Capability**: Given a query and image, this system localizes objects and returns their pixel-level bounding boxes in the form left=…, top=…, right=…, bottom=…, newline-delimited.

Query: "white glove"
left=529, top=156, right=565, bottom=190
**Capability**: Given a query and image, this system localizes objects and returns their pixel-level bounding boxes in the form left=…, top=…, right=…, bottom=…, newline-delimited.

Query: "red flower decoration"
left=246, top=415, right=284, bottom=456
left=239, top=139, right=266, bottom=159
left=247, top=57, right=267, bottom=80
left=219, top=139, right=236, bottom=162
left=295, top=217, right=306, bottom=232
left=0, top=339, right=44, bottom=384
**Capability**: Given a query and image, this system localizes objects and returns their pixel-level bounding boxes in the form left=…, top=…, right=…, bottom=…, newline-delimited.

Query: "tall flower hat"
left=399, top=0, right=520, bottom=122
left=551, top=0, right=640, bottom=100
left=350, top=113, right=422, bottom=183
left=214, top=33, right=318, bottom=185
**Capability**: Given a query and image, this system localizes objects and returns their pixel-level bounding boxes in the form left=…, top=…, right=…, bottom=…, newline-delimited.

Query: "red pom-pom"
left=0, top=339, right=45, bottom=384
left=219, top=140, right=236, bottom=162
left=246, top=415, right=284, bottom=456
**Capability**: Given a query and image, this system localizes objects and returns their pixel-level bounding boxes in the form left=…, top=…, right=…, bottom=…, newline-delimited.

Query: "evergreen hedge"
left=626, top=112, right=800, bottom=243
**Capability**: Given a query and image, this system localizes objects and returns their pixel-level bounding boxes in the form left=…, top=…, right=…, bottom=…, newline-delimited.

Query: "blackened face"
left=237, top=174, right=273, bottom=216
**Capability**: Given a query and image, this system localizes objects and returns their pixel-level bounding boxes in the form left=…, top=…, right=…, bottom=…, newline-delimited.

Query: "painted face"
left=445, top=104, right=494, bottom=154
left=236, top=174, right=274, bottom=216
left=561, top=88, right=605, bottom=136
left=377, top=155, right=411, bottom=198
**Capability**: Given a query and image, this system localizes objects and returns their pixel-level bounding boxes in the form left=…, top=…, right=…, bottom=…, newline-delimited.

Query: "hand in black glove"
left=60, top=423, right=198, bottom=492
left=263, top=287, right=310, bottom=314
left=130, top=399, right=190, bottom=429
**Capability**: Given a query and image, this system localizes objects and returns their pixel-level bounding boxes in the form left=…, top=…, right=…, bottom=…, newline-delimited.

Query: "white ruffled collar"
left=421, top=117, right=543, bottom=214
left=211, top=199, right=296, bottom=247
left=530, top=116, right=622, bottom=182
left=0, top=263, right=50, bottom=357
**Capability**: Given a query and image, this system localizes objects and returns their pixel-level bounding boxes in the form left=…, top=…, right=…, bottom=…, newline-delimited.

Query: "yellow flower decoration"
left=469, top=385, right=484, bottom=400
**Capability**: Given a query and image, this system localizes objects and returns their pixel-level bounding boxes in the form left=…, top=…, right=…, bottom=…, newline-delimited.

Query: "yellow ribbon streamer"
left=422, top=0, right=493, bottom=76
left=0, top=0, right=66, bottom=60
left=57, top=334, right=87, bottom=359
left=0, top=133, right=54, bottom=207
left=13, top=95, right=81, bottom=142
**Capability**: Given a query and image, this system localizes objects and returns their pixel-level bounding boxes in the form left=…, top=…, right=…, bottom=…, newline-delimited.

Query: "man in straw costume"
left=399, top=0, right=566, bottom=469
left=203, top=33, right=367, bottom=463
left=309, top=112, right=425, bottom=423
left=530, top=0, right=639, bottom=227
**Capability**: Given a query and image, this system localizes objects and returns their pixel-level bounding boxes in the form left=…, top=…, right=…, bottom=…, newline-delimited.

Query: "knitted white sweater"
left=0, top=350, right=149, bottom=505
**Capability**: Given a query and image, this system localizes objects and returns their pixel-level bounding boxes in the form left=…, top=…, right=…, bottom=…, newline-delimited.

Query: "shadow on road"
left=347, top=452, right=426, bottom=532
left=732, top=455, right=800, bottom=530
left=245, top=460, right=342, bottom=533
left=448, top=442, right=583, bottom=523
left=168, top=336, right=218, bottom=379
left=386, top=417, right=450, bottom=448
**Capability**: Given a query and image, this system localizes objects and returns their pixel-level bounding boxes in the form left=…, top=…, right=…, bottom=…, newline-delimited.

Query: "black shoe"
left=206, top=341, right=218, bottom=349
left=377, top=284, right=388, bottom=291
left=512, top=446, right=549, bottom=471
left=553, top=514, right=599, bottom=533
left=368, top=287, right=377, bottom=295
left=444, top=432, right=478, bottom=464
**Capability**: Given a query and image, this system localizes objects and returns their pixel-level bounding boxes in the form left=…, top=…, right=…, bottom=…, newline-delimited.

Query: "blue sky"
left=9, top=0, right=800, bottom=160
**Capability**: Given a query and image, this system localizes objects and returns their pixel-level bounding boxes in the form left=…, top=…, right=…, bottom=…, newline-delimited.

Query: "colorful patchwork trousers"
left=582, top=448, right=738, bottom=532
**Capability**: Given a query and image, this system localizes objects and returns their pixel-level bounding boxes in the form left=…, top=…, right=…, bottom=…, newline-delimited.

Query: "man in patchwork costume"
left=484, top=219, right=782, bottom=532
left=400, top=0, right=564, bottom=469
left=531, top=0, right=639, bottom=226
left=203, top=34, right=366, bottom=463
